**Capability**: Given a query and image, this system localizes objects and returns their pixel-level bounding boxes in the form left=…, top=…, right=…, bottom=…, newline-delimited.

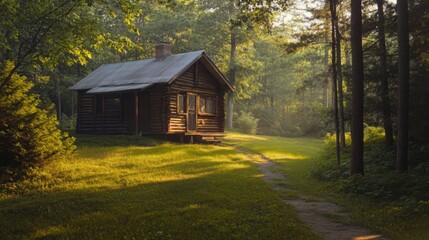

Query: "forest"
left=0, top=0, right=428, bottom=239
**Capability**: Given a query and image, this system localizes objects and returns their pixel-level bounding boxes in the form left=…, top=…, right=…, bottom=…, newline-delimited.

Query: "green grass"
left=0, top=134, right=320, bottom=240
left=224, top=132, right=429, bottom=240
left=224, top=132, right=328, bottom=197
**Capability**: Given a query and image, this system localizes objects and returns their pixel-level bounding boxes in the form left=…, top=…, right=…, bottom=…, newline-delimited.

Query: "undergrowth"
left=312, top=127, right=429, bottom=217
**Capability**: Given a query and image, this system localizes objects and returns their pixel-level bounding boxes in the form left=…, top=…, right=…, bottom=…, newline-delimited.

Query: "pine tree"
left=0, top=61, right=75, bottom=170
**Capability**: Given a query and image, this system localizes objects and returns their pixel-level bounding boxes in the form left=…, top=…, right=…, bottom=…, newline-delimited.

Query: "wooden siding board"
left=75, top=59, right=227, bottom=136
left=77, top=93, right=130, bottom=134
left=168, top=61, right=225, bottom=134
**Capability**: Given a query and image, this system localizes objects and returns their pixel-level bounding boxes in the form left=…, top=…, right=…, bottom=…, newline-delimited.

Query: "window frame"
left=177, top=92, right=186, bottom=115
left=198, top=95, right=216, bottom=115
left=105, top=95, right=123, bottom=120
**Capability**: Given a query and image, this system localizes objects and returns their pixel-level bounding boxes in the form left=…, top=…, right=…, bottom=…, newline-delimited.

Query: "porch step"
left=202, top=136, right=215, bottom=140
left=201, top=136, right=221, bottom=144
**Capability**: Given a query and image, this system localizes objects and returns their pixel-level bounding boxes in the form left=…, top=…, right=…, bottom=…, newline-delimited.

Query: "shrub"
left=235, top=111, right=259, bottom=134
left=312, top=126, right=429, bottom=215
left=253, top=108, right=285, bottom=136
left=0, top=61, right=75, bottom=173
left=59, top=113, right=77, bottom=131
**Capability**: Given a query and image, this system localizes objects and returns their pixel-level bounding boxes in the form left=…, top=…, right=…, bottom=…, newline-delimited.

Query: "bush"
left=312, top=126, right=429, bottom=215
left=59, top=113, right=77, bottom=131
left=253, top=108, right=284, bottom=136
left=0, top=61, right=75, bottom=172
left=235, top=111, right=259, bottom=134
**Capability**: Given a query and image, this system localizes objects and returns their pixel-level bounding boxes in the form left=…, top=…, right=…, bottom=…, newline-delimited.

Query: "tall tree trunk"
left=344, top=39, right=352, bottom=88
left=351, top=0, right=364, bottom=175
left=226, top=28, right=237, bottom=129
left=376, top=0, right=394, bottom=146
left=335, top=8, right=346, bottom=148
left=323, top=0, right=330, bottom=108
left=396, top=0, right=409, bottom=172
left=330, top=0, right=341, bottom=165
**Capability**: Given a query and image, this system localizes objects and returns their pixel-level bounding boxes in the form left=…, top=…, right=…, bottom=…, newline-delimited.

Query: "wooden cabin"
left=70, top=44, right=233, bottom=142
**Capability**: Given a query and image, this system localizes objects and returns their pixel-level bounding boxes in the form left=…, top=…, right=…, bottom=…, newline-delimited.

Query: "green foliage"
left=252, top=102, right=328, bottom=137
left=59, top=113, right=76, bottom=131
left=236, top=35, right=330, bottom=137
left=235, top=111, right=259, bottom=134
left=313, top=127, right=429, bottom=215
left=0, top=62, right=75, bottom=171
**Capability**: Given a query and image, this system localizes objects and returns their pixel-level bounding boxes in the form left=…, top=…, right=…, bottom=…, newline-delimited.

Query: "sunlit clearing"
left=352, top=235, right=384, bottom=240
left=33, top=226, right=68, bottom=239
left=226, top=132, right=268, bottom=141
left=263, top=151, right=308, bottom=160
left=252, top=173, right=264, bottom=178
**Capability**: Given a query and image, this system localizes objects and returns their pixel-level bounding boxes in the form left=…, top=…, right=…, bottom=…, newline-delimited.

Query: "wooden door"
left=187, top=93, right=197, bottom=131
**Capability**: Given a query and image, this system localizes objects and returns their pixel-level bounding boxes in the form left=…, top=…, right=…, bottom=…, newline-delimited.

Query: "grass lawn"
left=224, top=132, right=325, bottom=198
left=225, top=132, right=429, bottom=240
left=0, top=135, right=320, bottom=240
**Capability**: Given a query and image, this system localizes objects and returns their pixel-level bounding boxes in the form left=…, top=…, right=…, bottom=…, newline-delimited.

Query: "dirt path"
left=236, top=146, right=387, bottom=240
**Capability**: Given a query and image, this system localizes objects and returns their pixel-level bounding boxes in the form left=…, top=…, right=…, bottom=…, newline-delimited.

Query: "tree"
left=0, top=0, right=141, bottom=172
left=396, top=0, right=409, bottom=172
left=227, top=0, right=238, bottom=129
left=0, top=0, right=103, bottom=90
left=329, top=0, right=341, bottom=165
left=350, top=0, right=364, bottom=175
left=376, top=0, right=394, bottom=146
left=335, top=2, right=346, bottom=149
left=0, top=62, right=75, bottom=169
left=223, top=0, right=288, bottom=129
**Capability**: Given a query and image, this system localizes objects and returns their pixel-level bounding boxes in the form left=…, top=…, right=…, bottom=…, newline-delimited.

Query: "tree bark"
left=396, top=0, right=409, bottom=172
left=226, top=28, right=237, bottom=129
left=329, top=0, right=341, bottom=165
left=323, top=0, right=331, bottom=108
left=376, top=0, right=394, bottom=146
left=351, top=0, right=364, bottom=175
left=335, top=5, right=346, bottom=148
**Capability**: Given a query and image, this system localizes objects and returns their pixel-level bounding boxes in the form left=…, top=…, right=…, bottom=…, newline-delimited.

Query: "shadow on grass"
left=73, top=134, right=164, bottom=147
left=0, top=134, right=321, bottom=240
left=0, top=167, right=310, bottom=240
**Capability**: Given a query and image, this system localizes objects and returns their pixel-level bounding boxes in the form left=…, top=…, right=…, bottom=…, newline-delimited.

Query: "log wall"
left=76, top=92, right=130, bottom=134
left=75, top=60, right=226, bottom=136
left=139, top=86, right=169, bottom=134
left=168, top=61, right=225, bottom=134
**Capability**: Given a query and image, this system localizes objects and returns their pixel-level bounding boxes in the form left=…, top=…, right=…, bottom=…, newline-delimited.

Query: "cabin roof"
left=70, top=50, right=233, bottom=93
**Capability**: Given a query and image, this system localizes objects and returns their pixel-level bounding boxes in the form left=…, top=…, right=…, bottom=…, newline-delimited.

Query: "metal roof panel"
left=70, top=50, right=204, bottom=91
left=86, top=83, right=154, bottom=94
left=69, top=50, right=233, bottom=92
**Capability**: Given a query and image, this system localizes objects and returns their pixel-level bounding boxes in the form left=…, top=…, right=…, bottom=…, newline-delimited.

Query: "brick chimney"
left=155, top=43, right=172, bottom=59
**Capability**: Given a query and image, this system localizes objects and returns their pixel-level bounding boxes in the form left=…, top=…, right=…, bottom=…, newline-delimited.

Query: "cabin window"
left=178, top=93, right=185, bottom=113
left=199, top=96, right=215, bottom=114
left=200, top=98, right=206, bottom=112
left=105, top=97, right=122, bottom=118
